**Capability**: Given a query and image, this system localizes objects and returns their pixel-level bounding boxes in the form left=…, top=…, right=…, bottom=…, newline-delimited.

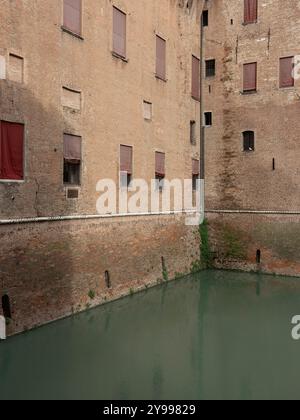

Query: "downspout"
left=199, top=0, right=206, bottom=225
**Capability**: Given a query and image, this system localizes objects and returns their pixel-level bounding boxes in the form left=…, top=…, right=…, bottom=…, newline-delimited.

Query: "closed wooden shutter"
left=63, top=0, right=81, bottom=35
left=192, top=56, right=200, bottom=101
left=244, top=0, right=258, bottom=24
left=243, top=62, right=257, bottom=91
left=156, top=36, right=166, bottom=80
left=64, top=134, right=82, bottom=163
left=0, top=121, right=24, bottom=180
left=155, top=152, right=165, bottom=177
left=280, top=57, right=294, bottom=88
left=113, top=7, right=126, bottom=58
left=120, top=145, right=133, bottom=174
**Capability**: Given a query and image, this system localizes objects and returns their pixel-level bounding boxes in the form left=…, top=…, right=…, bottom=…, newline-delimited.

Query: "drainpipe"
left=199, top=0, right=207, bottom=225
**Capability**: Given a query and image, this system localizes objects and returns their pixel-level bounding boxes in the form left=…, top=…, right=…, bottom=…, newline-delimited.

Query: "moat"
left=1, top=270, right=300, bottom=400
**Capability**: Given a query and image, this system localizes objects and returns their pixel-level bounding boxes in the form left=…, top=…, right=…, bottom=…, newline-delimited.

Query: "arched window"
left=243, top=131, right=255, bottom=152
left=2, top=295, right=12, bottom=319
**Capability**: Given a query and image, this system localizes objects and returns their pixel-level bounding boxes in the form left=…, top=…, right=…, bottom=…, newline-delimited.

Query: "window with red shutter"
left=243, top=62, right=257, bottom=92
left=244, top=0, right=258, bottom=24
left=63, top=0, right=82, bottom=35
left=280, top=57, right=294, bottom=88
left=0, top=121, right=24, bottom=181
left=113, top=7, right=127, bottom=59
left=156, top=36, right=166, bottom=81
left=192, top=56, right=200, bottom=101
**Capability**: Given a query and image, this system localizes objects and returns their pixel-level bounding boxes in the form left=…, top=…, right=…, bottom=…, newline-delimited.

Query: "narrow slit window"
left=190, top=120, right=196, bottom=145
left=156, top=36, right=166, bottom=81
left=192, top=56, right=200, bottom=101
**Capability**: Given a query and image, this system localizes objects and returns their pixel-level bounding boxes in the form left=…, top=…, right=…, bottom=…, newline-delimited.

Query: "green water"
left=1, top=270, right=300, bottom=400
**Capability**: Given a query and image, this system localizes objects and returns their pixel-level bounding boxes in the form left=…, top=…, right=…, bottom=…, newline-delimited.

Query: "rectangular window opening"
left=63, top=134, right=82, bottom=185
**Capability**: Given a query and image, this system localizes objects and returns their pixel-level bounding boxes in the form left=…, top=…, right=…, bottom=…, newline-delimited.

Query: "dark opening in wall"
left=272, top=158, right=275, bottom=171
left=256, top=250, right=261, bottom=264
left=105, top=271, right=111, bottom=289
left=2, top=295, right=12, bottom=319
left=202, top=10, right=208, bottom=27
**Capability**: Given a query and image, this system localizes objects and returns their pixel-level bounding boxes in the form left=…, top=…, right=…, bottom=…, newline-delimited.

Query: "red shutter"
left=120, top=145, right=132, bottom=174
left=156, top=36, right=166, bottom=80
left=244, top=0, right=257, bottom=24
left=63, top=0, right=81, bottom=35
left=243, top=62, right=257, bottom=91
left=192, top=56, right=200, bottom=101
left=192, top=159, right=200, bottom=176
left=113, top=7, right=126, bottom=58
left=64, top=134, right=82, bottom=163
left=280, top=57, right=294, bottom=88
left=155, top=152, right=165, bottom=177
left=0, top=121, right=24, bottom=180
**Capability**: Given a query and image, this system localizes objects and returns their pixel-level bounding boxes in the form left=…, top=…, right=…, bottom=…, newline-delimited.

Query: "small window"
left=192, top=56, right=200, bottom=101
left=156, top=36, right=166, bottom=81
left=244, top=0, right=258, bottom=24
left=204, top=112, right=212, bottom=127
left=0, top=121, right=24, bottom=181
left=63, top=0, right=82, bottom=35
left=243, top=62, right=257, bottom=92
left=63, top=134, right=82, bottom=185
left=190, top=120, right=196, bottom=145
left=243, top=131, right=255, bottom=152
left=143, top=101, right=152, bottom=120
left=205, top=59, right=216, bottom=77
left=192, top=159, right=199, bottom=191
left=62, top=87, right=81, bottom=110
left=9, top=54, right=24, bottom=83
left=120, top=145, right=133, bottom=189
left=202, top=10, right=208, bottom=27
left=155, top=152, right=165, bottom=190
left=2, top=295, right=12, bottom=319
left=113, top=7, right=127, bottom=59
left=280, top=57, right=294, bottom=88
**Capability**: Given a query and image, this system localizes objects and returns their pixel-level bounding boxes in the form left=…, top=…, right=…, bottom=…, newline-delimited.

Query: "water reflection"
left=1, top=270, right=300, bottom=400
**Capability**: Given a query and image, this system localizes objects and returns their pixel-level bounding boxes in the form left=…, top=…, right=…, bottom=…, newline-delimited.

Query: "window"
left=204, top=112, right=212, bottom=127
left=63, top=0, right=82, bottom=35
left=9, top=54, right=24, bottom=83
left=120, top=145, right=133, bottom=188
left=0, top=121, right=24, bottom=181
left=192, top=56, right=200, bottom=101
left=243, top=131, right=255, bottom=151
left=280, top=57, right=294, bottom=88
left=156, top=36, right=166, bottom=81
left=113, top=7, right=126, bottom=59
left=143, top=101, right=153, bottom=120
left=205, top=59, right=216, bottom=77
left=244, top=0, right=258, bottom=24
left=243, top=62, right=257, bottom=92
left=62, top=87, right=81, bottom=110
left=63, top=134, right=81, bottom=185
left=190, top=120, right=196, bottom=145
left=1, top=295, right=12, bottom=319
left=202, top=10, right=209, bottom=27
left=192, top=159, right=199, bottom=191
left=155, top=152, right=165, bottom=190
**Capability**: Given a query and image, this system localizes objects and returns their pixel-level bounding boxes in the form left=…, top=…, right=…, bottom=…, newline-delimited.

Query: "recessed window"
left=0, top=121, right=24, bottom=181
left=113, top=7, right=127, bottom=59
left=205, top=59, right=216, bottom=77
left=62, top=87, right=81, bottom=110
left=190, top=120, right=196, bottom=145
left=243, top=131, right=255, bottom=152
left=204, top=112, right=212, bottom=127
left=202, top=10, right=208, bottom=27
left=143, top=101, right=153, bottom=120
left=244, top=0, right=258, bottom=24
left=243, top=62, right=257, bottom=92
left=63, top=134, right=82, bottom=185
left=63, top=0, right=82, bottom=36
left=280, top=57, right=294, bottom=88
left=9, top=54, right=24, bottom=83
left=2, top=295, right=12, bottom=319
left=156, top=36, right=166, bottom=81
left=120, top=145, right=133, bottom=189
left=192, top=56, right=200, bottom=101
left=155, top=152, right=165, bottom=191
left=192, top=159, right=200, bottom=191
